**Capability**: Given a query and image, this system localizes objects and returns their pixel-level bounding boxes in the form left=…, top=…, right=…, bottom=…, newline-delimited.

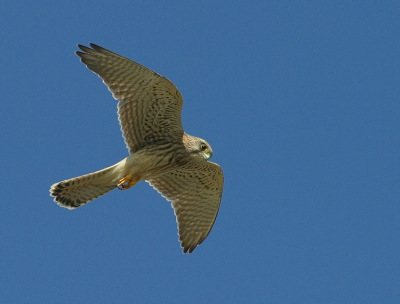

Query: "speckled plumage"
left=49, top=43, right=224, bottom=253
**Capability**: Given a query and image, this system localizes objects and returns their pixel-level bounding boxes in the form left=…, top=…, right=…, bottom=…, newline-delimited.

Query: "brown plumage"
left=49, top=44, right=224, bottom=253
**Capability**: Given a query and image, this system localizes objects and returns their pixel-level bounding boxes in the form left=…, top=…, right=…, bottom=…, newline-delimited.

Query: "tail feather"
left=50, top=164, right=119, bottom=209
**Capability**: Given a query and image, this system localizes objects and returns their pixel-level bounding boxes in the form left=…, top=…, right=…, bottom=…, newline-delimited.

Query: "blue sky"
left=1, top=1, right=399, bottom=303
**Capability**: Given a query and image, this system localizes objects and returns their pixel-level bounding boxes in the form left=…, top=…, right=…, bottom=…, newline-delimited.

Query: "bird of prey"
left=49, top=44, right=224, bottom=253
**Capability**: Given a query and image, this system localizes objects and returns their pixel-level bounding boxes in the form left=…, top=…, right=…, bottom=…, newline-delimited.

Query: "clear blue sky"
left=1, top=1, right=399, bottom=303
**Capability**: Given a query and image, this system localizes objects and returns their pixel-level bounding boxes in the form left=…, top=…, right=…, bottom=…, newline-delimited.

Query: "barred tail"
left=50, top=163, right=120, bottom=209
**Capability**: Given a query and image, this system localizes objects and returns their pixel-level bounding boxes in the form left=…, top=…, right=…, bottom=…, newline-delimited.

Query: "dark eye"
left=200, top=143, right=207, bottom=151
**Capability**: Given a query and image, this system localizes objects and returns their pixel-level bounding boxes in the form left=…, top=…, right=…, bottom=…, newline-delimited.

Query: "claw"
left=117, top=175, right=139, bottom=190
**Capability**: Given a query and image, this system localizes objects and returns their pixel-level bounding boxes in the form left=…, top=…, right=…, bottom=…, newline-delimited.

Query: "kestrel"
left=49, top=44, right=224, bottom=253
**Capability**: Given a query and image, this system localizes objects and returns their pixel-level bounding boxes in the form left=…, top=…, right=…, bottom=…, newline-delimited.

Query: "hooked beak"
left=203, top=150, right=212, bottom=160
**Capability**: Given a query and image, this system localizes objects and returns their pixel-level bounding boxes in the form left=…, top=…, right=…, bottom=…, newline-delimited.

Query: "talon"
left=117, top=175, right=139, bottom=190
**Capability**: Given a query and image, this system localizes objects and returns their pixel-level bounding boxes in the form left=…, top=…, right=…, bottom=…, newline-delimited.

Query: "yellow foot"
left=117, top=174, right=139, bottom=190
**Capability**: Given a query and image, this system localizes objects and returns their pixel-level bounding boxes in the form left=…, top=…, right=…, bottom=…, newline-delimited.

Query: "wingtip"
left=75, top=43, right=99, bottom=59
left=76, top=43, right=87, bottom=51
left=76, top=43, right=113, bottom=57
left=181, top=242, right=199, bottom=254
left=89, top=42, right=99, bottom=49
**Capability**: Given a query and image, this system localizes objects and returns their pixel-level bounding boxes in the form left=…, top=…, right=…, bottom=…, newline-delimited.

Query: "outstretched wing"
left=76, top=43, right=184, bottom=154
left=148, top=161, right=224, bottom=253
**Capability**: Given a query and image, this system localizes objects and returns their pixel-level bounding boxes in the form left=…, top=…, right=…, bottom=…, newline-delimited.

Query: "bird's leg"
left=117, top=174, right=139, bottom=190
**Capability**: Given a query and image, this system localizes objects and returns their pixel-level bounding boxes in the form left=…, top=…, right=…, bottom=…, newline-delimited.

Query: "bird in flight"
left=49, top=44, right=224, bottom=253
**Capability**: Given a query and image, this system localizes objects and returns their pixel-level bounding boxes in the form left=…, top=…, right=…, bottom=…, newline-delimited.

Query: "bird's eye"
left=200, top=143, right=207, bottom=151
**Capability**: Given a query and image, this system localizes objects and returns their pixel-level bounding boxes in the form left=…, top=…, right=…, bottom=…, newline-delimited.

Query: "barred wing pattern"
left=76, top=43, right=184, bottom=154
left=148, top=161, right=224, bottom=253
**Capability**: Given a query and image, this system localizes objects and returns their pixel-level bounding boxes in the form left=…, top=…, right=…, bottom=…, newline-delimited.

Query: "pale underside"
left=52, top=44, right=224, bottom=253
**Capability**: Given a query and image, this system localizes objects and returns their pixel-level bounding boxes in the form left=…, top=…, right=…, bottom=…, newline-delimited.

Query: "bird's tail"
left=50, top=163, right=120, bottom=209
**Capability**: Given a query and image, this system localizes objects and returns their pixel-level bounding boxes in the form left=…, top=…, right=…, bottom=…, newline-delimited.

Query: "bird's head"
left=184, top=134, right=213, bottom=160
left=197, top=139, right=213, bottom=160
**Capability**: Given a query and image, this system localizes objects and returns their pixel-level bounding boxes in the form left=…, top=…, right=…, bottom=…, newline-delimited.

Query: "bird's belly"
left=115, top=146, right=182, bottom=181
